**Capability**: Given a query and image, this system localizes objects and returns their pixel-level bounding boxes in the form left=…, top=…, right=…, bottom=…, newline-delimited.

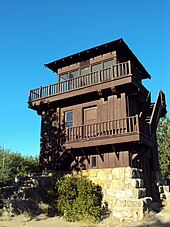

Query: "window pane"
left=65, top=111, right=73, bottom=122
left=92, top=64, right=101, bottom=83
left=104, top=60, right=114, bottom=69
left=92, top=157, right=96, bottom=168
left=80, top=67, right=90, bottom=75
left=60, top=73, right=68, bottom=81
left=92, top=63, right=101, bottom=72
left=103, top=60, right=114, bottom=81
left=80, top=67, right=90, bottom=86
left=60, top=74, right=68, bottom=92
left=70, top=70, right=78, bottom=79
left=70, top=71, right=79, bottom=89
left=66, top=122, right=73, bottom=128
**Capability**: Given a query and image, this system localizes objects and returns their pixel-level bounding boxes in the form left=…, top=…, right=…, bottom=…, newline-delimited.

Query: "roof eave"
left=44, top=38, right=151, bottom=80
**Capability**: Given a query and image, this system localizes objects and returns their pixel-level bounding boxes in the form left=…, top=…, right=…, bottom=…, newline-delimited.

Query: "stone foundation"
left=153, top=171, right=170, bottom=208
left=40, top=168, right=170, bottom=219
left=73, top=167, right=152, bottom=220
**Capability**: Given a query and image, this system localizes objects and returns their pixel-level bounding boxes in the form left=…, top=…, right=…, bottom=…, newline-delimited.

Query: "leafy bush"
left=48, top=175, right=102, bottom=223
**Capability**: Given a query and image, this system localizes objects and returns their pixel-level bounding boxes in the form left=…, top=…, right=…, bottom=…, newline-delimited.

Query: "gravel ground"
left=0, top=206, right=170, bottom=227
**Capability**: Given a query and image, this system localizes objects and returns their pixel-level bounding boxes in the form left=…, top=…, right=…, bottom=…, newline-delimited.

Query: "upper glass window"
left=70, top=71, right=79, bottom=89
left=92, top=64, right=101, bottom=83
left=60, top=73, right=68, bottom=81
left=92, top=63, right=101, bottom=72
left=80, top=67, right=90, bottom=76
left=104, top=60, right=114, bottom=69
left=59, top=73, right=68, bottom=92
left=70, top=70, right=78, bottom=79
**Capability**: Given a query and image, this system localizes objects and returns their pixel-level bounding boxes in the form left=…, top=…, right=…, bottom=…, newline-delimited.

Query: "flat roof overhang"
left=44, top=38, right=151, bottom=80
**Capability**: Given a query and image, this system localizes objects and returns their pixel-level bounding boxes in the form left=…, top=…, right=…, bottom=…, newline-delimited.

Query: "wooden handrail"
left=149, top=90, right=166, bottom=134
left=66, top=115, right=139, bottom=142
left=29, top=61, right=132, bottom=102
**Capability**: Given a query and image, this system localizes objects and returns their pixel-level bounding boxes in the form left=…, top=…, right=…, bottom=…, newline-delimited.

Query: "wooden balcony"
left=65, top=115, right=154, bottom=149
left=28, top=61, right=133, bottom=105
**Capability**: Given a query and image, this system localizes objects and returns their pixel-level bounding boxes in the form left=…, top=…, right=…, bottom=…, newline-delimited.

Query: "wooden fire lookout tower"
left=28, top=39, right=166, bottom=195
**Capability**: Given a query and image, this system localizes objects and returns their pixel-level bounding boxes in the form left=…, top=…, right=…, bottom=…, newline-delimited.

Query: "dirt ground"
left=0, top=206, right=170, bottom=227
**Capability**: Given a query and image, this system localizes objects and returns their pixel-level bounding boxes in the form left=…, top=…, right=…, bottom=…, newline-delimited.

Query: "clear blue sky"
left=0, top=0, right=169, bottom=156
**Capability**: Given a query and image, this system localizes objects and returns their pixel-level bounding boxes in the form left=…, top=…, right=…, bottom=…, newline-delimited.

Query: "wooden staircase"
left=149, top=90, right=166, bottom=134
left=140, top=90, right=166, bottom=135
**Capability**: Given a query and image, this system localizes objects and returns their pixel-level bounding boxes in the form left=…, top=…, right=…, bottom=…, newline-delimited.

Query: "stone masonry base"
left=73, top=167, right=152, bottom=220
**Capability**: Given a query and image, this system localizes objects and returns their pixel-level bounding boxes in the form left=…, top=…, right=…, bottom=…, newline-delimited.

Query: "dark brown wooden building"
left=28, top=38, right=166, bottom=194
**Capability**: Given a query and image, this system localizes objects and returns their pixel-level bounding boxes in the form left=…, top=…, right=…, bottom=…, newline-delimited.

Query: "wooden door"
left=83, top=106, right=97, bottom=138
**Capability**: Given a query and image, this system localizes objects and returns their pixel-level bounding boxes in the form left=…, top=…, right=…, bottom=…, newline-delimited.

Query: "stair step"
left=160, top=193, right=167, bottom=200
left=163, top=185, right=170, bottom=192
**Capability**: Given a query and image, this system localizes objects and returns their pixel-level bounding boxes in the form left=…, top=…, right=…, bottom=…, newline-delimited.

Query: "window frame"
left=91, top=156, right=97, bottom=168
left=64, top=110, right=73, bottom=128
left=58, top=57, right=116, bottom=83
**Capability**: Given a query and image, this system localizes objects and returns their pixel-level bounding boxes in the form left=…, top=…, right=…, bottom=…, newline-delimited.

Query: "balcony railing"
left=29, top=61, right=131, bottom=102
left=66, top=115, right=139, bottom=143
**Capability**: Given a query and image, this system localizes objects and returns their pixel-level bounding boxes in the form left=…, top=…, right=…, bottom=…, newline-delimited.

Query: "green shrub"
left=48, top=175, right=102, bottom=223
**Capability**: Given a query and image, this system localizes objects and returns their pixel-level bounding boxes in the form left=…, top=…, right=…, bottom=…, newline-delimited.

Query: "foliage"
left=48, top=175, right=102, bottom=223
left=157, top=115, right=170, bottom=178
left=0, top=147, right=39, bottom=186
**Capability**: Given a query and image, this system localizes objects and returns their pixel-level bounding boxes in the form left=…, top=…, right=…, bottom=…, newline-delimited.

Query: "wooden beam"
left=96, top=147, right=104, bottom=161
left=112, top=145, right=119, bottom=160
left=81, top=149, right=90, bottom=164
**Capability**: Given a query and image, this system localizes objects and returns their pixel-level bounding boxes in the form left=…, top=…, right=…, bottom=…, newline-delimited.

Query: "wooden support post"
left=128, top=60, right=131, bottom=75
left=48, top=84, right=51, bottom=96
left=40, top=86, right=42, bottom=97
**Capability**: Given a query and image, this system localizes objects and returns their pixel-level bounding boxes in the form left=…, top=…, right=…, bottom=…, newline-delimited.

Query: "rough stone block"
left=163, top=185, right=170, bottom=192
left=126, top=189, right=134, bottom=198
left=107, top=173, right=113, bottom=181
left=105, top=198, right=117, bottom=209
left=114, top=189, right=126, bottom=198
left=112, top=168, right=125, bottom=180
left=116, top=199, right=126, bottom=207
left=131, top=207, right=144, bottom=219
left=89, top=169, right=97, bottom=177
left=164, top=198, right=170, bottom=207
left=97, top=169, right=110, bottom=181
left=126, top=199, right=143, bottom=208
left=126, top=188, right=146, bottom=199
left=125, top=167, right=143, bottom=179
left=112, top=207, right=132, bottom=219
left=165, top=192, right=170, bottom=199
left=110, top=180, right=120, bottom=189
left=81, top=170, right=89, bottom=177
left=124, top=179, right=143, bottom=188
left=106, top=188, right=116, bottom=197
left=124, top=167, right=133, bottom=178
